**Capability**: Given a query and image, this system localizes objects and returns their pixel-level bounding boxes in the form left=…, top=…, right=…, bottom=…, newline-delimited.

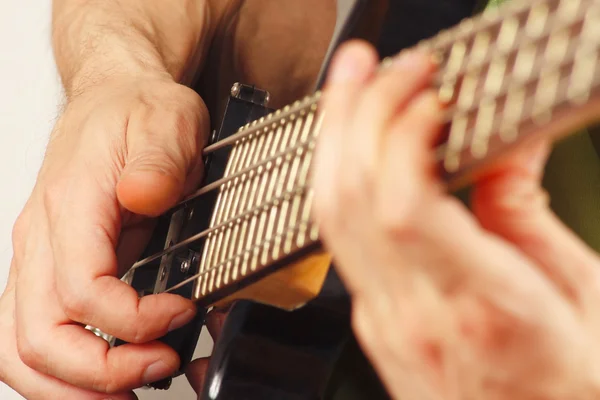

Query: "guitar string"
left=173, top=128, right=317, bottom=211
left=162, top=217, right=315, bottom=295
left=130, top=183, right=309, bottom=270
left=200, top=95, right=321, bottom=155
left=130, top=0, right=598, bottom=283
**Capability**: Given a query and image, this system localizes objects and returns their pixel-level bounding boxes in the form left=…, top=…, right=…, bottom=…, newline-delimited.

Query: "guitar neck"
left=179, top=0, right=600, bottom=305
left=426, top=0, right=600, bottom=185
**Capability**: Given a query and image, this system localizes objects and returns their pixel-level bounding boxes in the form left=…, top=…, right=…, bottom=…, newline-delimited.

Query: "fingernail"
left=168, top=308, right=196, bottom=332
left=393, top=50, right=427, bottom=70
left=143, top=360, right=173, bottom=384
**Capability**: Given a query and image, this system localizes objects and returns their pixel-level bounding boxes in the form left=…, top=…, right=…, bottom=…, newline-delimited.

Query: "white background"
left=0, top=1, right=207, bottom=399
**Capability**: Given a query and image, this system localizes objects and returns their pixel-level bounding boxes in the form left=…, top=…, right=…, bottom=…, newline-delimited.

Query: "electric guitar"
left=90, top=0, right=600, bottom=398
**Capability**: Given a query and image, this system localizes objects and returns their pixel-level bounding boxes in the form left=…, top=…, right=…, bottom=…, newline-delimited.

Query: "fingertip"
left=117, top=171, right=184, bottom=217
left=327, top=40, right=378, bottom=85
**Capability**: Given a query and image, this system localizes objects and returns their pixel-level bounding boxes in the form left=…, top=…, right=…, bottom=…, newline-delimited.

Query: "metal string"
left=162, top=218, right=315, bottom=295
left=130, top=184, right=309, bottom=270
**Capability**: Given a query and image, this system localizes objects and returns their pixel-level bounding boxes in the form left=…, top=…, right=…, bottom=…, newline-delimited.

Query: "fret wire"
left=197, top=141, right=240, bottom=294
left=231, top=220, right=247, bottom=282
left=284, top=113, right=315, bottom=253
left=224, top=132, right=270, bottom=286
left=130, top=184, right=309, bottom=271
left=438, top=59, right=600, bottom=169
left=296, top=111, right=323, bottom=248
left=202, top=94, right=321, bottom=155
left=211, top=129, right=273, bottom=291
left=298, top=188, right=316, bottom=248
left=165, top=218, right=316, bottom=295
left=433, top=4, right=587, bottom=88
left=271, top=160, right=293, bottom=262
left=214, top=226, right=232, bottom=289
left=470, top=99, right=496, bottom=158
left=259, top=127, right=287, bottom=267
left=249, top=118, right=294, bottom=273
left=243, top=132, right=271, bottom=274
left=438, top=31, right=596, bottom=128
left=270, top=115, right=305, bottom=262
left=262, top=120, right=295, bottom=267
left=257, top=116, right=295, bottom=267
left=176, top=133, right=317, bottom=211
left=250, top=128, right=277, bottom=273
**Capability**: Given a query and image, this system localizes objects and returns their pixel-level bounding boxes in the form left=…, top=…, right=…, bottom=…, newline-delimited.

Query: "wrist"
left=54, top=23, right=171, bottom=98
left=52, top=0, right=209, bottom=99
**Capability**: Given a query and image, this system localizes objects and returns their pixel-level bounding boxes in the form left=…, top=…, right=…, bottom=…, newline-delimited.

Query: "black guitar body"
left=125, top=0, right=479, bottom=397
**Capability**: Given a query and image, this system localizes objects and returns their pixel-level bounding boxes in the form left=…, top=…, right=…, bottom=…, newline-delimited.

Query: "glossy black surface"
left=200, top=300, right=351, bottom=400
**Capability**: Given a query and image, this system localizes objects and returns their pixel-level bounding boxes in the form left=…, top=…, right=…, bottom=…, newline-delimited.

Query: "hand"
left=312, top=41, right=600, bottom=399
left=2, top=74, right=209, bottom=398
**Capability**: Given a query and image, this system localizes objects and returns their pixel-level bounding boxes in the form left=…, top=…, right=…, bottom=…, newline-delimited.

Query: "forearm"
left=52, top=0, right=209, bottom=98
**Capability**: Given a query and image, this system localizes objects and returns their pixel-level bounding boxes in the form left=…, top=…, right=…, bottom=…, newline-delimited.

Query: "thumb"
left=185, top=357, right=211, bottom=395
left=185, top=310, right=227, bottom=395
left=117, top=86, right=208, bottom=217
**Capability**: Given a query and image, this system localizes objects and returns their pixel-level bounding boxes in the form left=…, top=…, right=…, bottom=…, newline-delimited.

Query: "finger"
left=3, top=268, right=136, bottom=400
left=205, top=309, right=227, bottom=339
left=313, top=40, right=377, bottom=226
left=375, top=89, right=444, bottom=225
left=185, top=357, right=211, bottom=395
left=350, top=50, right=436, bottom=182
left=471, top=141, right=600, bottom=303
left=117, top=84, right=209, bottom=217
left=16, top=217, right=182, bottom=392
left=44, top=165, right=196, bottom=343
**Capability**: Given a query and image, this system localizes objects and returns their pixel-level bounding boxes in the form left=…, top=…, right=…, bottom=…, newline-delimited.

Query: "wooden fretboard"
left=191, top=0, right=600, bottom=302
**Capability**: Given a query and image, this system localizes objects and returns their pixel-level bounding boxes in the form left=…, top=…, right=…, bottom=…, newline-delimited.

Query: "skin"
left=2, top=0, right=600, bottom=399
left=311, top=42, right=600, bottom=399
left=1, top=0, right=212, bottom=398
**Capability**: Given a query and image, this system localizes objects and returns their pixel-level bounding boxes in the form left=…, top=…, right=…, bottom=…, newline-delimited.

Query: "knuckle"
left=16, top=328, right=46, bottom=371
left=41, top=181, right=65, bottom=215
left=376, top=207, right=411, bottom=240
left=59, top=287, right=89, bottom=322
left=96, top=374, right=117, bottom=394
left=129, top=321, right=149, bottom=344
left=11, top=210, right=30, bottom=257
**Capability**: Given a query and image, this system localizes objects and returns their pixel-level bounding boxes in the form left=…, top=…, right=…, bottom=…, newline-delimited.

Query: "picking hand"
left=2, top=75, right=208, bottom=398
left=313, top=41, right=600, bottom=400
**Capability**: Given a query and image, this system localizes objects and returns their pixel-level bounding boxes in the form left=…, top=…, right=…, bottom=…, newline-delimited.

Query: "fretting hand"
left=312, top=40, right=600, bottom=400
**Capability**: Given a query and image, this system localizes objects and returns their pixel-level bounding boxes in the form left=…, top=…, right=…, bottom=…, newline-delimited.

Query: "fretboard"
left=193, top=97, right=323, bottom=300
left=424, top=0, right=600, bottom=184
left=191, top=0, right=600, bottom=302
